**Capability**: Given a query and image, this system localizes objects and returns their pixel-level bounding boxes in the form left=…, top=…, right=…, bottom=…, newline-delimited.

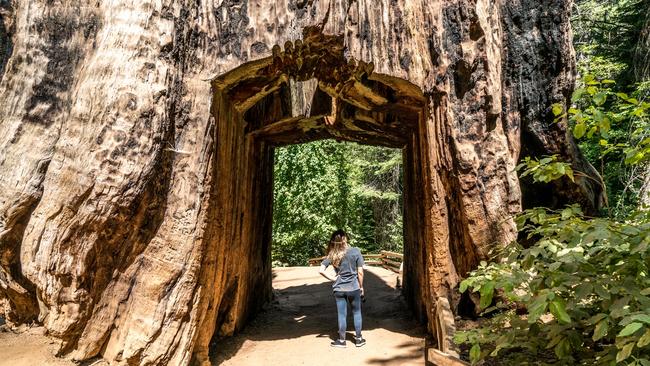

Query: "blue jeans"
left=334, top=289, right=362, bottom=340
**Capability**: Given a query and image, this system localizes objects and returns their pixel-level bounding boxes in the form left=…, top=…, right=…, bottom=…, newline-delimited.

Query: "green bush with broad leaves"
left=516, top=155, right=575, bottom=183
left=455, top=1, right=650, bottom=362
left=550, top=75, right=649, bottom=218
left=552, top=75, right=649, bottom=167
left=456, top=206, right=650, bottom=365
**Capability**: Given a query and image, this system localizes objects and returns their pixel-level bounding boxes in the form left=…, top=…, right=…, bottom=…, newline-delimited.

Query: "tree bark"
left=634, top=2, right=650, bottom=82
left=635, top=7, right=650, bottom=208
left=0, top=1, right=602, bottom=365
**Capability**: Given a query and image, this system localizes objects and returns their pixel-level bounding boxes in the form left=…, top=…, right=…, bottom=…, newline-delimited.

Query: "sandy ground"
left=211, top=266, right=427, bottom=366
left=0, top=325, right=107, bottom=366
left=0, top=266, right=426, bottom=366
left=0, top=326, right=68, bottom=366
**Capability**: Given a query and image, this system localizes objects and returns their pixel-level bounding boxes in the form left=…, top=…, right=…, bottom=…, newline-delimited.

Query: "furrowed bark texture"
left=504, top=0, right=605, bottom=213
left=0, top=1, right=602, bottom=365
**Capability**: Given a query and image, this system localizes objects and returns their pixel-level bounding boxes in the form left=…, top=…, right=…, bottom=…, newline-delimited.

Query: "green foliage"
left=552, top=74, right=650, bottom=217
left=272, top=140, right=403, bottom=266
left=272, top=140, right=349, bottom=266
left=456, top=206, right=650, bottom=365
left=573, top=0, right=650, bottom=84
left=348, top=144, right=404, bottom=253
left=459, top=83, right=650, bottom=362
left=516, top=155, right=575, bottom=183
left=570, top=0, right=650, bottom=217
left=554, top=75, right=650, bottom=166
left=461, top=66, right=650, bottom=363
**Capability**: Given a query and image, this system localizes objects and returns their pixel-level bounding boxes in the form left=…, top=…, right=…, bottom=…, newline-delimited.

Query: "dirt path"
left=0, top=267, right=426, bottom=366
left=0, top=325, right=106, bottom=366
left=211, top=266, right=427, bottom=366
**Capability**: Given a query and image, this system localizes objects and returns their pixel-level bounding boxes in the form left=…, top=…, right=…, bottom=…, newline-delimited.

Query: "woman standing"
left=319, top=229, right=366, bottom=348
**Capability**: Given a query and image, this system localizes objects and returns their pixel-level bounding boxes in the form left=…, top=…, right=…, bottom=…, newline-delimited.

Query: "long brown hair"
left=326, top=229, right=349, bottom=268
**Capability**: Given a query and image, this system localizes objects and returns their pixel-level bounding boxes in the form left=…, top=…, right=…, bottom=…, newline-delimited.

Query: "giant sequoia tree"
left=0, top=1, right=603, bottom=365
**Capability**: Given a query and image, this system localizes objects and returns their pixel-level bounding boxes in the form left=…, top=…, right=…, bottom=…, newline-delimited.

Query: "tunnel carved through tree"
left=204, top=26, right=460, bottom=355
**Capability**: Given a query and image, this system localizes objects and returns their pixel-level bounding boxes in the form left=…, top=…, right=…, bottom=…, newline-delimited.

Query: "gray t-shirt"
left=321, top=247, right=365, bottom=292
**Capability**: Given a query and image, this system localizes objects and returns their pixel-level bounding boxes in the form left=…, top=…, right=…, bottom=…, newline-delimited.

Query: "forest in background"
left=571, top=0, right=650, bottom=217
left=272, top=141, right=403, bottom=266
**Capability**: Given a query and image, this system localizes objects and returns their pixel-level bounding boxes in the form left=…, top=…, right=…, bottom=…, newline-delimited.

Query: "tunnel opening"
left=271, top=139, right=405, bottom=268
left=236, top=139, right=425, bottom=364
left=205, top=28, right=456, bottom=358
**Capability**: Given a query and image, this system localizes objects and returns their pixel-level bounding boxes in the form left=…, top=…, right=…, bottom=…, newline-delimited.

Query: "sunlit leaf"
left=593, top=319, right=609, bottom=341
left=460, top=280, right=469, bottom=293
left=638, top=329, right=650, bottom=348
left=550, top=300, right=572, bottom=324
left=574, top=123, right=587, bottom=139
left=470, top=343, right=481, bottom=364
left=616, top=343, right=635, bottom=363
left=618, top=322, right=643, bottom=337
left=479, top=281, right=495, bottom=309
left=593, top=92, right=607, bottom=106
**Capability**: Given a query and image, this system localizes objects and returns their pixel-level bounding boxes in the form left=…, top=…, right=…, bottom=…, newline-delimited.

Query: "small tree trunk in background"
left=634, top=4, right=650, bottom=82
left=635, top=8, right=650, bottom=208
left=641, top=170, right=650, bottom=207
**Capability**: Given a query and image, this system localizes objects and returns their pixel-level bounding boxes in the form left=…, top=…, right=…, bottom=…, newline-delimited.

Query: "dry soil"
left=211, top=266, right=427, bottom=366
left=0, top=266, right=426, bottom=366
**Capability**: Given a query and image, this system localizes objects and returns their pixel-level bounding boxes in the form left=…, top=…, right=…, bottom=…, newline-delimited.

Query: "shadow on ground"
left=210, top=267, right=426, bottom=365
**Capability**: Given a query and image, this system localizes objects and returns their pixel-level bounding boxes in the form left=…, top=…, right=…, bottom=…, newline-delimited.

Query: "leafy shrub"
left=456, top=206, right=650, bottom=365
left=553, top=75, right=649, bottom=167
left=551, top=75, right=649, bottom=217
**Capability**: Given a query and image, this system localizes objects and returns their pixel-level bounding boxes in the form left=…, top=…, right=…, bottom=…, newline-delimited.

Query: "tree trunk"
left=635, top=8, right=650, bottom=208
left=638, top=170, right=649, bottom=215
left=634, top=3, right=650, bottom=82
left=0, top=1, right=602, bottom=365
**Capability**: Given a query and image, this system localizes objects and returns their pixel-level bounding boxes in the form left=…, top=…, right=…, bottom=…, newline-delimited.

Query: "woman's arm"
left=319, top=264, right=337, bottom=281
left=357, top=267, right=364, bottom=295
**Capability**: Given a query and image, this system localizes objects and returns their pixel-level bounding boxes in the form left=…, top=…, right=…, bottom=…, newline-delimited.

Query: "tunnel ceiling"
left=212, top=26, right=427, bottom=148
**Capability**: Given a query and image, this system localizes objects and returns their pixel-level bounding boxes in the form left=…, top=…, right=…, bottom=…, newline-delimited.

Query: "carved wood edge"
left=434, top=297, right=460, bottom=357
left=427, top=348, right=470, bottom=366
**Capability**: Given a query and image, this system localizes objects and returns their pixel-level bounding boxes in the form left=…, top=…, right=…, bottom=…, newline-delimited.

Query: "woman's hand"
left=319, top=264, right=338, bottom=282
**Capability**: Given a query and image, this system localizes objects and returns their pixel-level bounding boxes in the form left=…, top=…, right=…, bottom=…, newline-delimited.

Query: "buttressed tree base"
left=0, top=1, right=603, bottom=365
